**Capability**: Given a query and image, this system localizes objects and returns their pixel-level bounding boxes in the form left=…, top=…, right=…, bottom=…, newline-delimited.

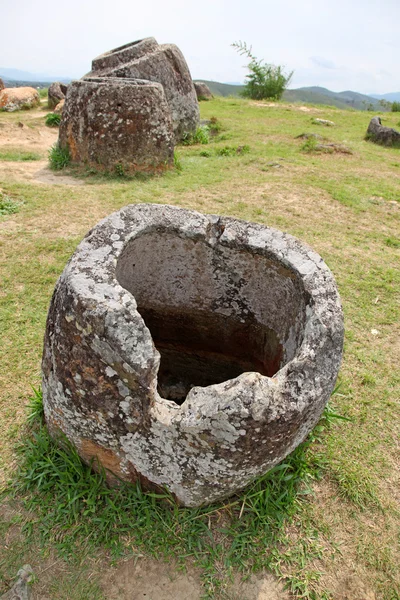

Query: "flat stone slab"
left=42, top=204, right=344, bottom=507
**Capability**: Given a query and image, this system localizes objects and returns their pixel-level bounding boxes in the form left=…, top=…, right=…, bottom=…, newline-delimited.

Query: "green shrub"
left=199, top=150, right=211, bottom=157
left=180, top=126, right=210, bottom=145
left=38, top=88, right=48, bottom=99
left=45, top=112, right=61, bottom=127
left=232, top=41, right=293, bottom=100
left=391, top=101, right=400, bottom=112
left=48, top=144, right=71, bottom=170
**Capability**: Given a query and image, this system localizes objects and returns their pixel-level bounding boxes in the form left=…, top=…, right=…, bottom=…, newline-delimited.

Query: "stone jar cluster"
left=58, top=38, right=200, bottom=174
left=42, top=204, right=344, bottom=508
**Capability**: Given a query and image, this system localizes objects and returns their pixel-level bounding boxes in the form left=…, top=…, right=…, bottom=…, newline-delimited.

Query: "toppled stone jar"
left=42, top=204, right=344, bottom=507
left=86, top=37, right=200, bottom=141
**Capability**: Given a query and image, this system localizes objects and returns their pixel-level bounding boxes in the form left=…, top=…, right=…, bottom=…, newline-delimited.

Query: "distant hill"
left=370, top=92, right=400, bottom=102
left=194, top=80, right=243, bottom=97
left=0, top=67, right=71, bottom=87
left=195, top=80, right=391, bottom=111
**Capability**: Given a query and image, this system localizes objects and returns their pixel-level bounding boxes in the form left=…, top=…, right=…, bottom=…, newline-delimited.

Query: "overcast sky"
left=1, top=0, right=399, bottom=94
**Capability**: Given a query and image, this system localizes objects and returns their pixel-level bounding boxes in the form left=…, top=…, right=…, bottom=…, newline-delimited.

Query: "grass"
left=0, top=150, right=41, bottom=161
left=2, top=388, right=339, bottom=598
left=0, top=97, right=399, bottom=599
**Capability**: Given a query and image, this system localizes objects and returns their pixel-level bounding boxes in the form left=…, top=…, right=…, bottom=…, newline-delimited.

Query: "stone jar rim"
left=61, top=203, right=344, bottom=419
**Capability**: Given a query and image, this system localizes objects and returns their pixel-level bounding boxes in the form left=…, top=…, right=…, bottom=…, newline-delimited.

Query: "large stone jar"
left=42, top=204, right=344, bottom=507
left=58, top=77, right=174, bottom=174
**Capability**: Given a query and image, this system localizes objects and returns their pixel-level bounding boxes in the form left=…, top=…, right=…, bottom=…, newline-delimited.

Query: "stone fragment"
left=48, top=81, right=67, bottom=109
left=1, top=565, right=33, bottom=600
left=0, top=77, right=4, bottom=91
left=87, top=37, right=199, bottom=141
left=0, top=87, right=40, bottom=112
left=194, top=82, right=213, bottom=101
left=58, top=77, right=174, bottom=174
left=312, top=118, right=335, bottom=126
left=366, top=116, right=400, bottom=147
left=42, top=204, right=344, bottom=507
left=54, top=99, right=65, bottom=114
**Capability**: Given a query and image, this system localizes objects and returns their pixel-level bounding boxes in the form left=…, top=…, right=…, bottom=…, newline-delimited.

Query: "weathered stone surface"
left=87, top=38, right=200, bottom=141
left=366, top=116, right=400, bottom=147
left=58, top=78, right=174, bottom=173
left=54, top=99, right=65, bottom=114
left=48, top=81, right=67, bottom=109
left=42, top=204, right=344, bottom=507
left=0, top=87, right=40, bottom=112
left=194, top=82, right=213, bottom=101
left=0, top=78, right=4, bottom=91
left=1, top=565, right=33, bottom=600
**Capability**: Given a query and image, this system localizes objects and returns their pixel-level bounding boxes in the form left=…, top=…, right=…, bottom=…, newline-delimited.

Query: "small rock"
left=312, top=118, right=335, bottom=126
left=1, top=565, right=33, bottom=600
left=366, top=116, right=400, bottom=147
left=0, top=87, right=40, bottom=112
left=194, top=82, right=213, bottom=101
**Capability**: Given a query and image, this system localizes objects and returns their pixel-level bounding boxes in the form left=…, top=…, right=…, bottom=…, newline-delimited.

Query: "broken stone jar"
left=42, top=204, right=344, bottom=507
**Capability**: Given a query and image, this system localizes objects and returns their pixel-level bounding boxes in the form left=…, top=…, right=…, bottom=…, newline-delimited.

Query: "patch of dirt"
left=100, top=559, right=288, bottom=600
left=0, top=160, right=84, bottom=186
left=0, top=121, right=57, bottom=150
left=249, top=101, right=322, bottom=113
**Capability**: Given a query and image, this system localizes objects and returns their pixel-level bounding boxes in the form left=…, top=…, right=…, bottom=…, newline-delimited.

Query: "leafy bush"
left=38, top=88, right=48, bottom=99
left=391, top=101, right=400, bottom=112
left=232, top=41, right=293, bottom=100
left=45, top=112, right=61, bottom=127
left=48, top=144, right=71, bottom=170
left=180, top=126, right=210, bottom=145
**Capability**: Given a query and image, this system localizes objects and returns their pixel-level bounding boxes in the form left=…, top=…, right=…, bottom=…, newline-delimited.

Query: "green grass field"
left=0, top=98, right=399, bottom=599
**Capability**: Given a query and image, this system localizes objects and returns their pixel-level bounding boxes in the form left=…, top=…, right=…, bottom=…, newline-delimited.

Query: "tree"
left=232, top=41, right=293, bottom=101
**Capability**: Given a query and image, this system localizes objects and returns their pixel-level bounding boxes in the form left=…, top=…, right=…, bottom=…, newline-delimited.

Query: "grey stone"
left=42, top=204, right=344, bottom=507
left=58, top=77, right=174, bottom=174
left=194, top=82, right=213, bottom=101
left=0, top=78, right=4, bottom=91
left=1, top=565, right=33, bottom=600
left=87, top=38, right=200, bottom=141
left=48, top=81, right=67, bottom=110
left=366, top=116, right=400, bottom=147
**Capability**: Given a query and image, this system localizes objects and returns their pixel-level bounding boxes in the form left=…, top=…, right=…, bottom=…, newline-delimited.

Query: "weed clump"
left=48, top=144, right=71, bottom=170
left=45, top=112, right=61, bottom=127
left=0, top=191, right=22, bottom=216
left=180, top=126, right=210, bottom=145
left=216, top=144, right=250, bottom=156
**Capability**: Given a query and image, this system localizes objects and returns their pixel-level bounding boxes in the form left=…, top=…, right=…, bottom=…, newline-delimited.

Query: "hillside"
left=195, top=80, right=391, bottom=110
